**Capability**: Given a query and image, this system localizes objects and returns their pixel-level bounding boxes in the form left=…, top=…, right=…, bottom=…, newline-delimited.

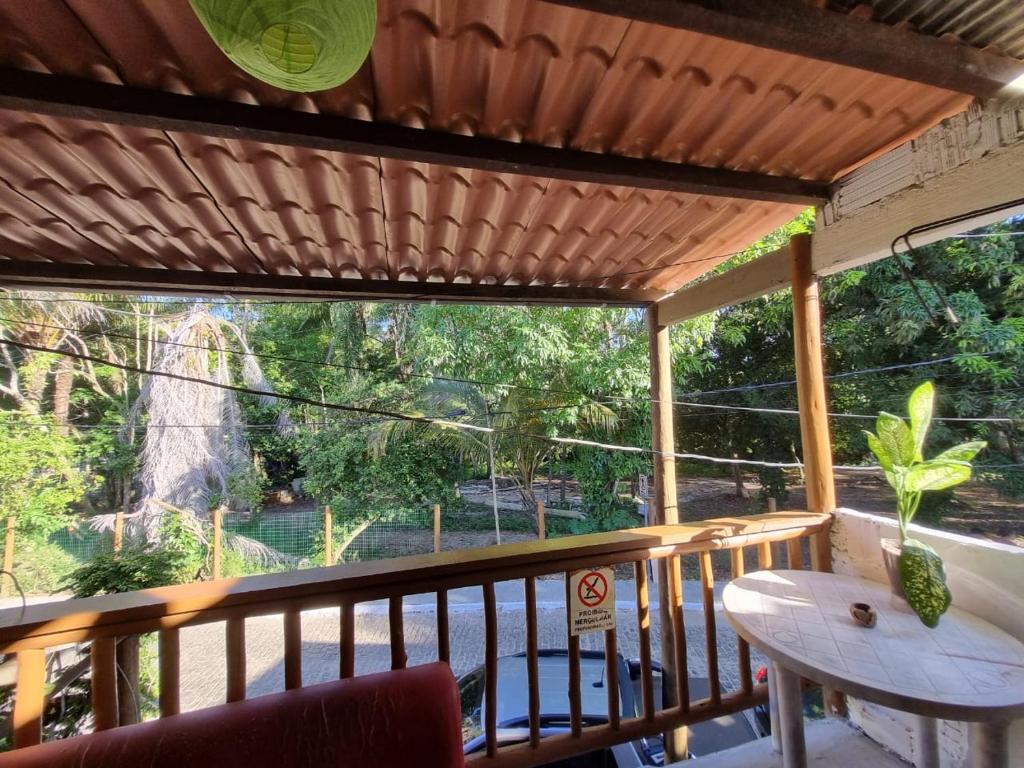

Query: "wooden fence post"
left=113, top=508, right=125, bottom=553
left=767, top=496, right=777, bottom=513
left=433, top=504, right=441, bottom=554
left=212, top=508, right=222, bottom=580
left=324, top=505, right=333, bottom=566
left=1, top=517, right=14, bottom=597
left=536, top=500, right=546, bottom=540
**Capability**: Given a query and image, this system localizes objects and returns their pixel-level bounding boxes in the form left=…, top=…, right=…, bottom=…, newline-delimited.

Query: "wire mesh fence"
left=23, top=502, right=554, bottom=592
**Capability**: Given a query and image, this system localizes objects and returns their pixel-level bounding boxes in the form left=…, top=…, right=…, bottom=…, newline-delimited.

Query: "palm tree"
left=369, top=381, right=616, bottom=534
left=0, top=293, right=116, bottom=427
left=125, top=307, right=288, bottom=544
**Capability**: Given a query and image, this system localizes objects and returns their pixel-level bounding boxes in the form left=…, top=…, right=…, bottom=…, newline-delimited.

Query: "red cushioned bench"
left=0, top=662, right=464, bottom=768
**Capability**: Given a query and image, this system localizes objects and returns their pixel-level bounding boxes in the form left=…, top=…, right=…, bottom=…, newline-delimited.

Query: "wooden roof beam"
left=547, top=0, right=1024, bottom=98
left=656, top=246, right=789, bottom=325
left=0, top=261, right=660, bottom=308
left=0, top=68, right=828, bottom=206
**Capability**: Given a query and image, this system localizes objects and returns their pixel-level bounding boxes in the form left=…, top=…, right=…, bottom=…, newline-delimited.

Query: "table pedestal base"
left=775, top=665, right=806, bottom=768
left=969, top=721, right=1009, bottom=768
left=917, top=715, right=939, bottom=768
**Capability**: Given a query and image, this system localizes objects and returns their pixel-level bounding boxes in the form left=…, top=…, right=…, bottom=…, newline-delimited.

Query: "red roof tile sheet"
left=0, top=0, right=972, bottom=295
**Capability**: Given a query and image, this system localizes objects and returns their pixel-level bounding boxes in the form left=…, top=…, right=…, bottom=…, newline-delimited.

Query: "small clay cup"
left=849, top=602, right=877, bottom=628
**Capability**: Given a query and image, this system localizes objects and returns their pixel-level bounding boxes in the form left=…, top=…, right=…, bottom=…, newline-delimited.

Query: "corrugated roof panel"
left=830, top=0, right=1024, bottom=59
left=0, top=0, right=984, bottom=295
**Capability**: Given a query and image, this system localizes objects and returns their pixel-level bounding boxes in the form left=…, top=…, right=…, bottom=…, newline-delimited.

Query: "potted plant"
left=863, top=381, right=985, bottom=627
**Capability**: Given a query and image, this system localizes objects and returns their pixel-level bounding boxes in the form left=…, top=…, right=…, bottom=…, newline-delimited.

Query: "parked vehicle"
left=458, top=650, right=764, bottom=766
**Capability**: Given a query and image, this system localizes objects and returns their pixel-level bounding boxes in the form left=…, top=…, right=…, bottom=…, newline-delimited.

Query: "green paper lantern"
left=189, top=0, right=376, bottom=92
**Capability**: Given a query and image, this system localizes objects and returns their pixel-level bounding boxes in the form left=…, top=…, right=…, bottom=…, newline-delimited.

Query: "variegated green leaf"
left=904, top=461, right=971, bottom=493
left=875, top=412, right=915, bottom=467
left=907, top=381, right=934, bottom=461
left=899, top=539, right=951, bottom=628
left=864, top=431, right=893, bottom=472
left=932, top=441, right=986, bottom=464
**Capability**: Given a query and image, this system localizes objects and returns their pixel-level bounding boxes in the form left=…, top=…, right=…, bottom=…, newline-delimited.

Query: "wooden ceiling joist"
left=546, top=0, right=1024, bottom=98
left=0, top=261, right=659, bottom=307
left=0, top=68, right=829, bottom=206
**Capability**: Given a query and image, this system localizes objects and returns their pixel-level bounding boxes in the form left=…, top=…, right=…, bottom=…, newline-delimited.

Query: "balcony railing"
left=0, top=510, right=831, bottom=766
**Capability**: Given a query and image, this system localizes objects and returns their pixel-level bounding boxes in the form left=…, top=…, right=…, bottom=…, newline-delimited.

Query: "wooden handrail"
left=0, top=511, right=828, bottom=651
left=0, top=510, right=830, bottom=763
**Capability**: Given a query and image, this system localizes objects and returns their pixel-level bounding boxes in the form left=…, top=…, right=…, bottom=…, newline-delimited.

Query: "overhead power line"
left=672, top=399, right=1017, bottom=424
left=3, top=340, right=1022, bottom=473
left=1, top=317, right=1013, bottom=418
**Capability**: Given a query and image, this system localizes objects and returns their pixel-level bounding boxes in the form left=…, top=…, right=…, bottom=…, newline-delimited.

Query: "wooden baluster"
left=731, top=547, right=753, bottom=696
left=2, top=516, right=14, bottom=598
left=284, top=609, right=302, bottom=690
left=436, top=589, right=450, bottom=664
left=668, top=554, right=689, bottom=713
left=91, top=638, right=118, bottom=731
left=340, top=602, right=355, bottom=679
left=525, top=576, right=541, bottom=749
left=13, top=648, right=45, bottom=748
left=634, top=561, right=655, bottom=722
left=758, top=540, right=774, bottom=570
left=787, top=536, right=804, bottom=570
left=699, top=551, right=721, bottom=706
left=389, top=596, right=406, bottom=670
left=483, top=583, right=499, bottom=757
left=226, top=617, right=246, bottom=702
left=604, top=627, right=620, bottom=730
left=158, top=628, right=180, bottom=716
left=810, top=528, right=833, bottom=573
left=565, top=573, right=583, bottom=738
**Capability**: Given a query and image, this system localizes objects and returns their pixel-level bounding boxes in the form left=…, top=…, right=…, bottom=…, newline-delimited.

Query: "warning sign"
left=568, top=567, right=616, bottom=636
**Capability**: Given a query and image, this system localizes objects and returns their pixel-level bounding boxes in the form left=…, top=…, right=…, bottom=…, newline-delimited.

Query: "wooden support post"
left=432, top=503, right=441, bottom=553
left=536, top=500, right=546, bottom=541
left=647, top=303, right=685, bottom=762
left=113, top=508, right=124, bottom=553
left=2, top=517, right=14, bottom=597
left=790, top=233, right=837, bottom=518
left=212, top=508, right=222, bottom=580
left=324, top=505, right=333, bottom=565
left=790, top=232, right=844, bottom=717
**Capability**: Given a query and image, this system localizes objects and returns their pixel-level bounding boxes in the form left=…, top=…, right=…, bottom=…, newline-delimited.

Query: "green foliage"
left=0, top=419, right=89, bottom=537
left=63, top=513, right=204, bottom=596
left=864, top=381, right=985, bottom=540
left=64, top=546, right=193, bottom=597
left=757, top=467, right=789, bottom=504
left=899, top=539, right=952, bottom=628
left=10, top=538, right=80, bottom=595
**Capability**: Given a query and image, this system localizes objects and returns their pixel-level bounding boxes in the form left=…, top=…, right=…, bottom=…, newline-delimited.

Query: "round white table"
left=723, top=570, right=1024, bottom=768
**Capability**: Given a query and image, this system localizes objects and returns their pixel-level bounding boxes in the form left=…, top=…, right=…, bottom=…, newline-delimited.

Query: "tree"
left=369, top=380, right=616, bottom=532
left=126, top=308, right=278, bottom=539
left=0, top=417, right=88, bottom=536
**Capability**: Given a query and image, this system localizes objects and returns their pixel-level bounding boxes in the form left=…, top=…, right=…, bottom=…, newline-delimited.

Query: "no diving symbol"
left=578, top=571, right=608, bottom=608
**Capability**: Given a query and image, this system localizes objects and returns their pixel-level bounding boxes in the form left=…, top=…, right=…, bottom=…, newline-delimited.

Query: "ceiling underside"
left=0, top=0, right=980, bottom=300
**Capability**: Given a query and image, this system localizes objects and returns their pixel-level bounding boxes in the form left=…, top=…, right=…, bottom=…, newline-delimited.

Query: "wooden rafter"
left=0, top=68, right=829, bottom=206
left=0, top=261, right=660, bottom=307
left=546, top=0, right=1024, bottom=98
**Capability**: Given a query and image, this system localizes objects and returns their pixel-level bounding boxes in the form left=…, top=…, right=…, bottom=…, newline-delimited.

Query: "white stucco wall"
left=831, top=509, right=1024, bottom=767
